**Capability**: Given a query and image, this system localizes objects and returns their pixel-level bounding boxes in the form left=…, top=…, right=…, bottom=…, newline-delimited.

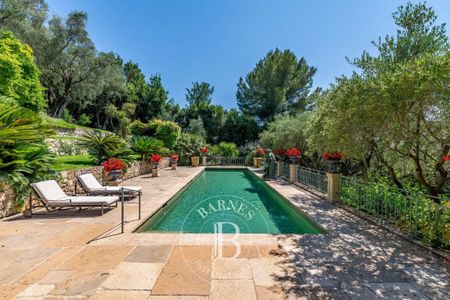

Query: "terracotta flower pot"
left=253, top=157, right=263, bottom=168
left=191, top=156, right=200, bottom=167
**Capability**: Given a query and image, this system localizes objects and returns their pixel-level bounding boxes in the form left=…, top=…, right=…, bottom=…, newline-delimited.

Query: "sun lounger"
left=76, top=173, right=142, bottom=198
left=30, top=180, right=119, bottom=216
left=76, top=173, right=142, bottom=220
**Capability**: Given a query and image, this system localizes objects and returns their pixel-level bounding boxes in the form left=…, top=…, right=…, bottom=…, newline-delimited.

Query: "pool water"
left=138, top=169, right=324, bottom=234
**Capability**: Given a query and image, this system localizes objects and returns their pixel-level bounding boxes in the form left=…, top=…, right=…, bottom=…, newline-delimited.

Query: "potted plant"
left=273, top=149, right=286, bottom=161
left=200, top=147, right=209, bottom=166
left=150, top=154, right=162, bottom=177
left=254, top=147, right=265, bottom=168
left=322, top=152, right=344, bottom=173
left=286, top=147, right=301, bottom=164
left=103, top=158, right=125, bottom=182
left=170, top=154, right=179, bottom=170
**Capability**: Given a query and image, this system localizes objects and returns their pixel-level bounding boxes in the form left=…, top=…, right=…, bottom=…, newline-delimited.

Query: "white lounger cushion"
left=31, top=180, right=118, bottom=206
left=31, top=180, right=67, bottom=201
left=77, top=173, right=103, bottom=191
left=77, top=173, right=141, bottom=194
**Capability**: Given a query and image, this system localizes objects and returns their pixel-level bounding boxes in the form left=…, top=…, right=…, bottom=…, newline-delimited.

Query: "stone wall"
left=0, top=157, right=171, bottom=219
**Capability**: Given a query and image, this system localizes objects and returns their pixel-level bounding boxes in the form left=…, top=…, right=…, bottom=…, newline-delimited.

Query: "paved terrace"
left=0, top=167, right=449, bottom=299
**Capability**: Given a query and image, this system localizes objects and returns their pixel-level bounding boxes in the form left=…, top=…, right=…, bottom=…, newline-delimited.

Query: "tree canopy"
left=237, top=49, right=316, bottom=125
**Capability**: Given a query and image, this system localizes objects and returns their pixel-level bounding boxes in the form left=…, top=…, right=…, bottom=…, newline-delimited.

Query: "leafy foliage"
left=131, top=136, right=168, bottom=160
left=78, top=131, right=123, bottom=164
left=0, top=31, right=46, bottom=111
left=210, top=142, right=240, bottom=157
left=307, top=3, right=449, bottom=196
left=0, top=100, right=55, bottom=206
left=237, top=48, right=316, bottom=125
left=176, top=132, right=206, bottom=157
left=260, top=112, right=311, bottom=151
left=130, top=119, right=181, bottom=149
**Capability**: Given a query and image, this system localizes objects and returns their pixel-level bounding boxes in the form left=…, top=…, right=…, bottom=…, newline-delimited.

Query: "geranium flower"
left=286, top=147, right=301, bottom=157
left=322, top=152, right=343, bottom=161
left=151, top=154, right=162, bottom=163
left=200, top=147, right=209, bottom=154
left=170, top=154, right=179, bottom=160
left=103, top=158, right=125, bottom=172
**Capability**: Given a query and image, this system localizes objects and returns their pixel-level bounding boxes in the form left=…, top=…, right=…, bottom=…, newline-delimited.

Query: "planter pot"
left=171, top=162, right=178, bottom=170
left=288, top=156, right=300, bottom=164
left=152, top=168, right=159, bottom=177
left=108, top=170, right=122, bottom=182
left=191, top=156, right=200, bottom=167
left=202, top=156, right=207, bottom=166
left=326, top=160, right=343, bottom=173
left=253, top=157, right=263, bottom=168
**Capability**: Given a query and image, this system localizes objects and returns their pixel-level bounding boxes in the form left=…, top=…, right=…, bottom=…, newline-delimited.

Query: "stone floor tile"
left=125, top=245, right=172, bottom=263
left=13, top=284, right=55, bottom=299
left=366, top=283, right=429, bottom=299
left=38, top=271, right=74, bottom=284
left=255, top=286, right=297, bottom=300
left=212, top=258, right=252, bottom=279
left=218, top=245, right=259, bottom=258
left=91, top=289, right=150, bottom=300
left=258, top=244, right=288, bottom=258
left=250, top=257, right=295, bottom=287
left=48, top=270, right=110, bottom=297
left=148, top=296, right=208, bottom=300
left=57, top=246, right=133, bottom=271
left=210, top=279, right=256, bottom=300
left=101, top=262, right=163, bottom=290
left=0, top=248, right=60, bottom=285
left=46, top=224, right=114, bottom=247
left=152, top=246, right=212, bottom=295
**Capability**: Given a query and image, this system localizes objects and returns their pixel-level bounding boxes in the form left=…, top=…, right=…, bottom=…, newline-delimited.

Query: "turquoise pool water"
left=138, top=169, right=324, bottom=234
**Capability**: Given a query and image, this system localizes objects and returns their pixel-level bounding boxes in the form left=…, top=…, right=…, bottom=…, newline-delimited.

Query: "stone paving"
left=0, top=167, right=449, bottom=299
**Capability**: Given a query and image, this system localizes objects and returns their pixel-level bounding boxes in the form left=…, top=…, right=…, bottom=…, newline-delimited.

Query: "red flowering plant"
left=150, top=154, right=162, bottom=167
left=286, top=147, right=301, bottom=157
left=273, top=149, right=287, bottom=161
left=103, top=158, right=125, bottom=173
left=322, top=152, right=344, bottom=161
left=200, top=147, right=209, bottom=156
left=286, top=147, right=301, bottom=164
left=443, top=155, right=450, bottom=162
left=255, top=147, right=265, bottom=157
left=170, top=154, right=179, bottom=161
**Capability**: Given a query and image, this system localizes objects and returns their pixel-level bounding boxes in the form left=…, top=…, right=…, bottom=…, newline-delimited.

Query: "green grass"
left=53, top=155, right=97, bottom=171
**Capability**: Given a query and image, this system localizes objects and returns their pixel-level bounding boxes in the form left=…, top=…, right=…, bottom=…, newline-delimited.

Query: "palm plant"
left=131, top=136, right=169, bottom=160
left=78, top=131, right=123, bottom=164
left=0, top=100, right=56, bottom=207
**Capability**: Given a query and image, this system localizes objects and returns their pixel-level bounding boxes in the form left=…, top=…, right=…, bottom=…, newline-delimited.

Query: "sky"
left=46, top=0, right=450, bottom=109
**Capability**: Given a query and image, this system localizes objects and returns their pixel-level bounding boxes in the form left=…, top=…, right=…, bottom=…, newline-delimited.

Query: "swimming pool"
left=138, top=168, right=325, bottom=234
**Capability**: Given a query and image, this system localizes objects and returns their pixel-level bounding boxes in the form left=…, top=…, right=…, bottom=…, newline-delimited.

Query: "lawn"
left=53, top=155, right=97, bottom=171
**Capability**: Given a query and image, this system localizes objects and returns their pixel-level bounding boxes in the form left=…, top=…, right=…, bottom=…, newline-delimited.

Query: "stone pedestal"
left=326, top=172, right=342, bottom=203
left=191, top=157, right=200, bottom=167
left=202, top=156, right=207, bottom=166
left=289, top=164, right=298, bottom=183
left=152, top=168, right=159, bottom=177
left=277, top=161, right=284, bottom=176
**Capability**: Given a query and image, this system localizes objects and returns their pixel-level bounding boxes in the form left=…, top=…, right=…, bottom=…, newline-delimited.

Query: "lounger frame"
left=28, top=187, right=118, bottom=217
